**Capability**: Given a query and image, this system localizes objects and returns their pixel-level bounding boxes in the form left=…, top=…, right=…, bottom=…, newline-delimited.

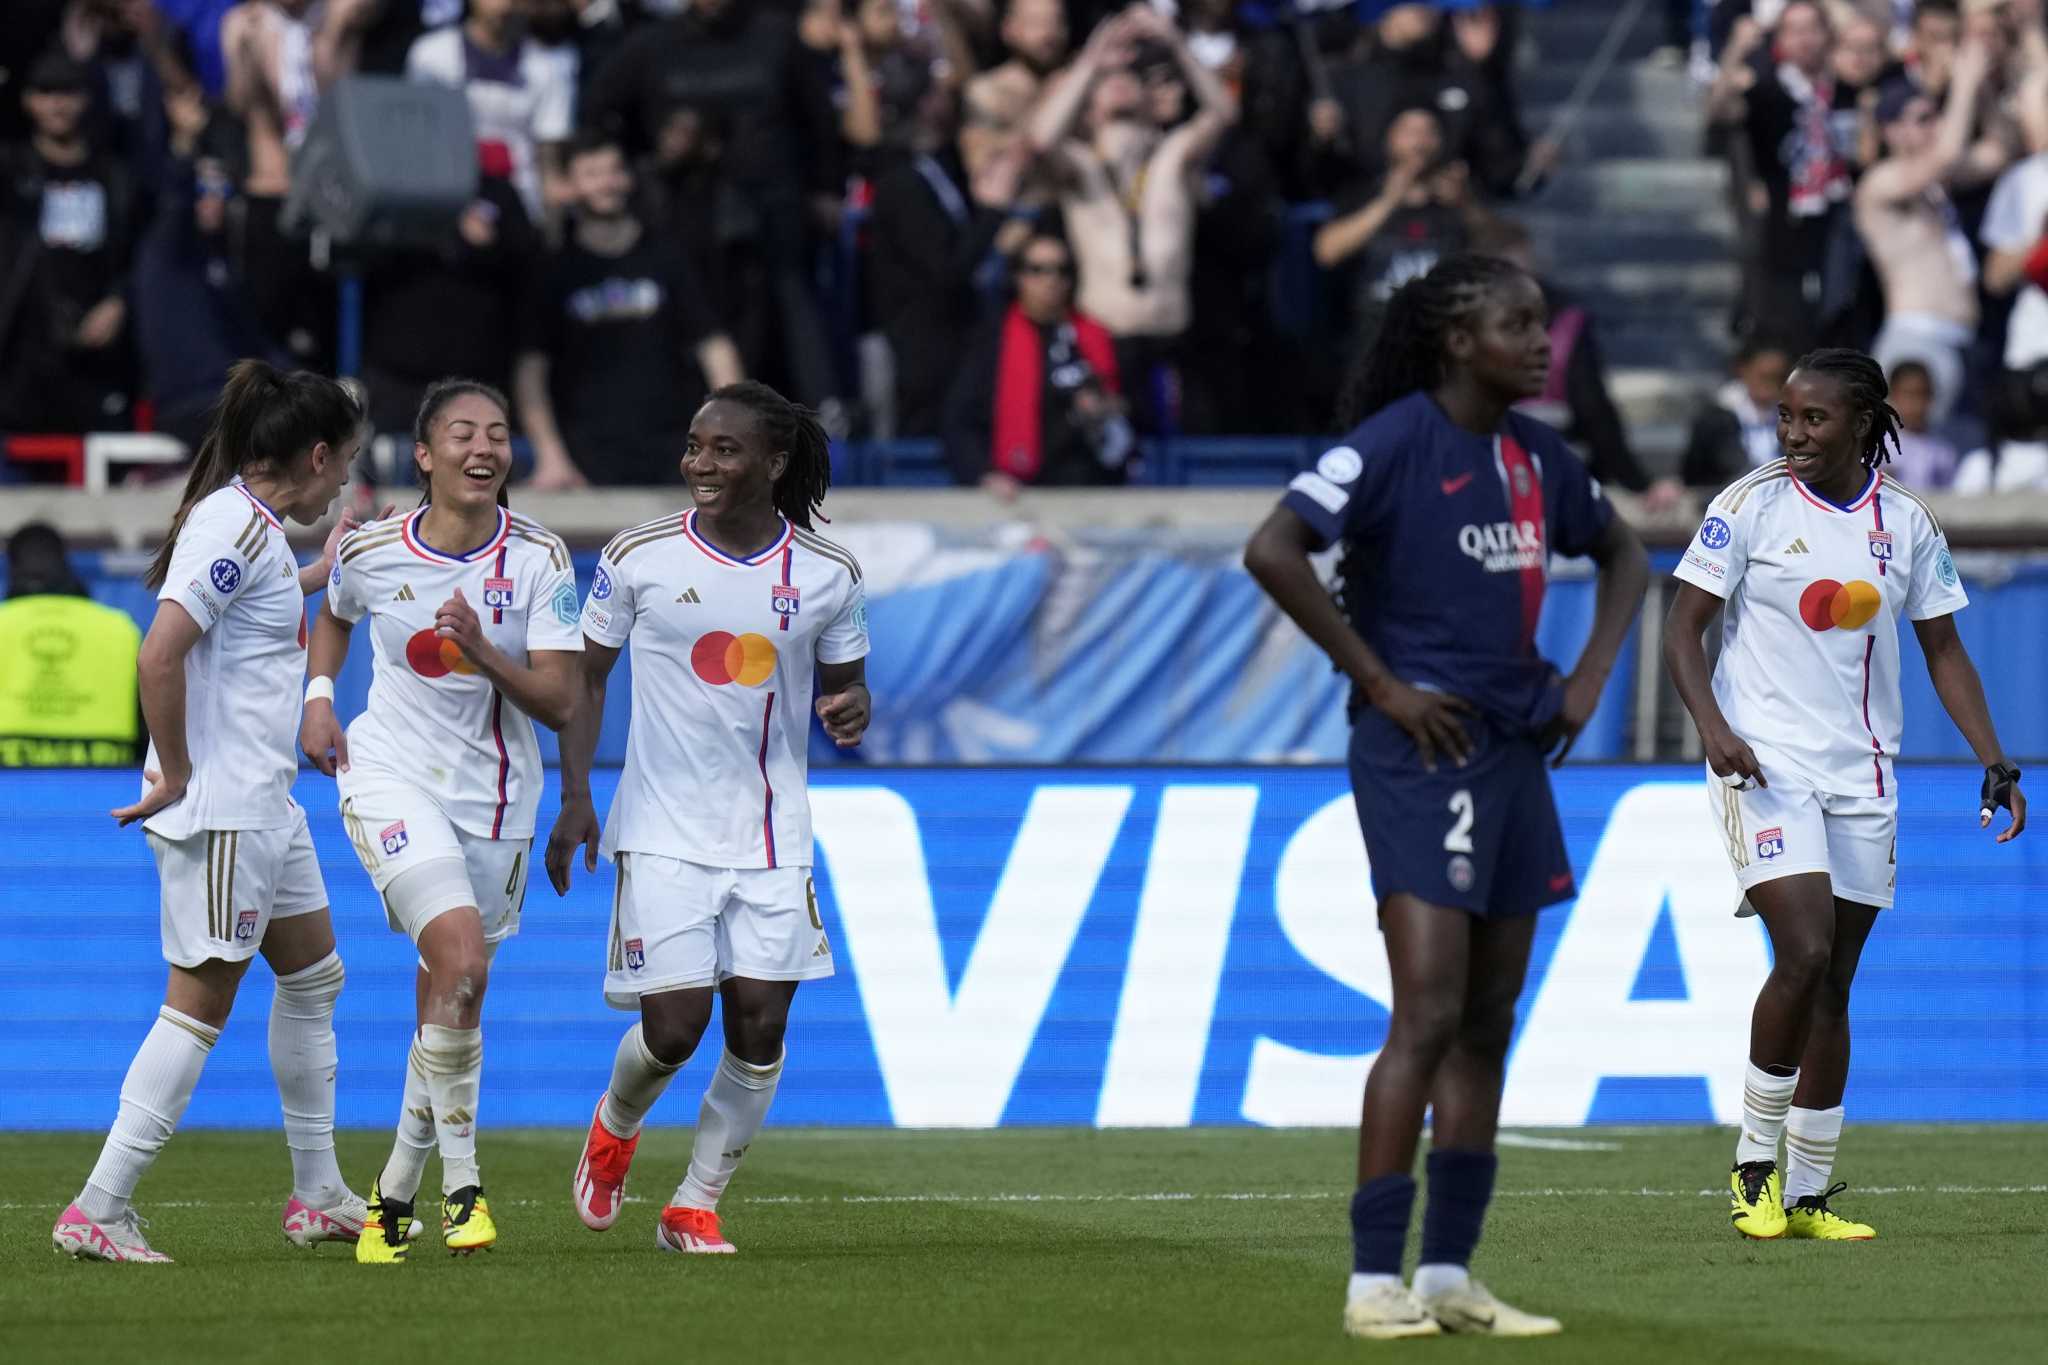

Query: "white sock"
left=416, top=1023, right=483, bottom=1194
left=673, top=1050, right=783, bottom=1211
left=270, top=952, right=346, bottom=1206
left=377, top=1032, right=438, bottom=1203
left=1412, top=1263, right=1470, bottom=1299
left=600, top=1024, right=681, bottom=1140
left=79, top=1007, right=220, bottom=1222
left=1783, top=1104, right=1845, bottom=1204
left=1736, top=1061, right=1798, bottom=1166
left=1347, top=1272, right=1402, bottom=1301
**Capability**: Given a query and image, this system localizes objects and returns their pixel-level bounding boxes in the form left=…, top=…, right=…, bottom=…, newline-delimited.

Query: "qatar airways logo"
left=1458, top=520, right=1544, bottom=573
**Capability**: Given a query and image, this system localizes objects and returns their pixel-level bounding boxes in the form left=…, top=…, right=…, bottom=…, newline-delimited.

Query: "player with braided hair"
left=547, top=382, right=869, bottom=1255
left=1245, top=255, right=1649, bottom=1339
left=1668, top=347, right=2026, bottom=1246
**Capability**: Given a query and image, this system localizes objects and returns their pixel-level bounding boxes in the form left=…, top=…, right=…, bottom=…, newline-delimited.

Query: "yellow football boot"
left=1730, top=1161, right=1787, bottom=1239
left=1784, top=1183, right=1875, bottom=1240
left=355, top=1182, right=413, bottom=1265
left=442, top=1186, right=496, bottom=1255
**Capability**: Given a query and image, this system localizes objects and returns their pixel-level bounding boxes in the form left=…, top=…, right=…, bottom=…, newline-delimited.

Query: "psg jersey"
left=1280, top=391, right=1615, bottom=739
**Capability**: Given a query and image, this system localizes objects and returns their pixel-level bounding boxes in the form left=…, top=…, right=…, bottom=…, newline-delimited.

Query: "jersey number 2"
left=1444, top=790, right=1475, bottom=854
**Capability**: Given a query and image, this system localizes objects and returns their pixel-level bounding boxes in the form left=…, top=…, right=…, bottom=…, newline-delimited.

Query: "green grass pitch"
left=4, top=1126, right=2044, bottom=1363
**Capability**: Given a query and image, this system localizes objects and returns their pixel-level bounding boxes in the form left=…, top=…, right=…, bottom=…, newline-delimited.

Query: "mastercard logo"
left=1798, top=578, right=1881, bottom=632
left=406, top=626, right=477, bottom=677
left=692, top=631, right=777, bottom=687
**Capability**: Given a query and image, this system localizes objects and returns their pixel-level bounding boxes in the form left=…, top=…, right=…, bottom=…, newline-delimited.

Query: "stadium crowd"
left=3, top=0, right=2047, bottom=494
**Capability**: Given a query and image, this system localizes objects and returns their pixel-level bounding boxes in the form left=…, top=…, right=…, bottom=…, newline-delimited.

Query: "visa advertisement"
left=1, top=766, right=2039, bottom=1130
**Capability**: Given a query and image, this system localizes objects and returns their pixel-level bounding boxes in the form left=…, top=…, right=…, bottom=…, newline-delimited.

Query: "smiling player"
left=546, top=380, right=869, bottom=1257
left=301, top=379, right=582, bottom=1263
left=1667, top=348, right=2025, bottom=1243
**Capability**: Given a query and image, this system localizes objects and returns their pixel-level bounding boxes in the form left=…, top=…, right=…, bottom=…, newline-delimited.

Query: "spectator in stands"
left=132, top=79, right=288, bottom=450
left=1710, top=1, right=1854, bottom=340
left=315, top=0, right=461, bottom=85
left=869, top=70, right=1023, bottom=437
left=221, top=0, right=331, bottom=362
left=1311, top=2, right=1528, bottom=201
left=361, top=175, right=538, bottom=469
left=0, top=1, right=69, bottom=145
left=1028, top=5, right=1236, bottom=431
left=0, top=521, right=141, bottom=768
left=405, top=0, right=576, bottom=224
left=1482, top=221, right=1687, bottom=513
left=962, top=0, right=1068, bottom=187
left=1977, top=49, right=2048, bottom=492
left=0, top=50, right=140, bottom=433
left=583, top=0, right=844, bottom=408
left=1886, top=359, right=1963, bottom=488
left=1854, top=52, right=1996, bottom=428
left=515, top=131, right=743, bottom=488
left=944, top=229, right=1133, bottom=494
left=1681, top=335, right=1795, bottom=487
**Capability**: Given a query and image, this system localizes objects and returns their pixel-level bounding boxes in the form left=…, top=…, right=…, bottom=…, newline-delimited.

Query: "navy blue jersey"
left=1281, top=391, right=1615, bottom=738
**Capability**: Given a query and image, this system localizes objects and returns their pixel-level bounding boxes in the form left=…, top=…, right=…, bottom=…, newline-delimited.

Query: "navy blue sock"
left=1419, top=1149, right=1498, bottom=1268
left=1349, top=1173, right=1417, bottom=1275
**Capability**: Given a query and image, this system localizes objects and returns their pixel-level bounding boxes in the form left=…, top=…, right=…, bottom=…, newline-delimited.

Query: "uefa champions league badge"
left=1698, top=517, right=1732, bottom=550
left=772, top=584, right=800, bottom=617
left=592, top=565, right=613, bottom=601
left=1755, top=826, right=1785, bottom=860
left=209, top=557, right=242, bottom=593
left=1938, top=549, right=1958, bottom=586
left=1867, top=530, right=1893, bottom=562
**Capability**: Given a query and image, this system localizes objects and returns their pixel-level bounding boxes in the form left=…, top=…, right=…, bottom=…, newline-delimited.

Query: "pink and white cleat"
left=572, top=1099, right=641, bottom=1231
left=655, top=1205, right=735, bottom=1255
left=52, top=1203, right=173, bottom=1263
left=283, top=1192, right=368, bottom=1247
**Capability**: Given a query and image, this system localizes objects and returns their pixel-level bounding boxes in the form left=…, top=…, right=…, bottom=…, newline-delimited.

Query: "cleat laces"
left=1735, top=1161, right=1776, bottom=1205
left=1793, top=1181, right=1851, bottom=1218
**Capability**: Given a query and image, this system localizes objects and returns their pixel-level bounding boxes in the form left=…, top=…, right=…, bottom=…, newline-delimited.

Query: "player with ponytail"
left=1245, top=255, right=1649, bottom=1339
left=58, top=361, right=371, bottom=1262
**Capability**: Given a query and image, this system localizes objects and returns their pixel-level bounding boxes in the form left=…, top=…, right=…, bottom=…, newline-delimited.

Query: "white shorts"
left=603, top=853, right=834, bottom=1010
left=339, top=782, right=530, bottom=946
left=147, top=804, right=328, bottom=968
left=1706, top=767, right=1897, bottom=909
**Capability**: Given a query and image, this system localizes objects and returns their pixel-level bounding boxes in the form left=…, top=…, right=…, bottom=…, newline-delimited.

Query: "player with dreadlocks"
left=1667, top=348, right=2024, bottom=1246
left=1245, top=254, right=1648, bottom=1340
left=545, top=380, right=869, bottom=1255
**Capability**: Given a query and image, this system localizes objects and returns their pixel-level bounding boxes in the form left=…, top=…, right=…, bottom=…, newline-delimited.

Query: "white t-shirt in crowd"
left=405, top=26, right=573, bottom=222
left=1980, top=152, right=2048, bottom=369
left=146, top=479, right=309, bottom=839
left=327, top=506, right=583, bottom=839
left=583, top=511, right=869, bottom=870
left=1673, top=461, right=1968, bottom=797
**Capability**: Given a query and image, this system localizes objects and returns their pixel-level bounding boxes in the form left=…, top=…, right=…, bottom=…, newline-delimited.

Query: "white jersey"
left=145, top=479, right=308, bottom=839
left=327, top=506, right=582, bottom=839
left=584, top=510, right=869, bottom=870
left=1674, top=462, right=1968, bottom=796
left=405, top=27, right=574, bottom=222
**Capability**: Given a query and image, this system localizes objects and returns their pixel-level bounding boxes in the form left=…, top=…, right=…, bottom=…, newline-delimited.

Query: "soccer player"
left=545, top=380, right=869, bottom=1256
left=1243, top=255, right=1649, bottom=1339
left=1666, top=349, right=2025, bottom=1242
left=300, top=379, right=582, bottom=1263
left=53, top=361, right=367, bottom=1262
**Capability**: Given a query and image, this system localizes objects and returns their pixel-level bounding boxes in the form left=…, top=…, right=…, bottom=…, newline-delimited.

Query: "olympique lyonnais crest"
left=483, top=577, right=516, bottom=609
left=771, top=584, right=800, bottom=617
left=236, top=909, right=259, bottom=942
left=625, top=938, right=645, bottom=970
left=1868, top=531, right=1893, bottom=562
left=1756, top=826, right=1785, bottom=861
left=382, top=820, right=409, bottom=856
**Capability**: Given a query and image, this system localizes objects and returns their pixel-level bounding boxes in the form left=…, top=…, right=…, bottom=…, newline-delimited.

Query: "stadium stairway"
left=1518, top=0, right=1738, bottom=473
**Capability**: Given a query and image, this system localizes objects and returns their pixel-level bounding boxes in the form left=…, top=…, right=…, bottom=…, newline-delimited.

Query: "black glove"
left=1980, top=762, right=2022, bottom=822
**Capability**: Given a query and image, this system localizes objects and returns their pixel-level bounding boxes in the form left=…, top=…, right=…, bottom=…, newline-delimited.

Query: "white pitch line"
left=6, top=1185, right=2045, bottom=1214
left=1496, top=1134, right=1623, bottom=1152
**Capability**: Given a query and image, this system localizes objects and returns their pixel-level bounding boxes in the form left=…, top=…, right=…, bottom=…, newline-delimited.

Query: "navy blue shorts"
left=1347, top=708, right=1576, bottom=919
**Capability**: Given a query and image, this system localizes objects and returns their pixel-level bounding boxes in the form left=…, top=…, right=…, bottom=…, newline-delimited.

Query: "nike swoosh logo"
left=1441, top=474, right=1475, bottom=495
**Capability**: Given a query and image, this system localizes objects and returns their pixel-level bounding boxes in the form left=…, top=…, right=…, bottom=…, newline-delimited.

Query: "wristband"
left=305, top=676, right=336, bottom=705
left=1981, top=761, right=2022, bottom=819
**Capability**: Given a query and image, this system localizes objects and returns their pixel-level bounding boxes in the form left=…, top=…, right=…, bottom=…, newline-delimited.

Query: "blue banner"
left=3, top=766, right=2041, bottom=1130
